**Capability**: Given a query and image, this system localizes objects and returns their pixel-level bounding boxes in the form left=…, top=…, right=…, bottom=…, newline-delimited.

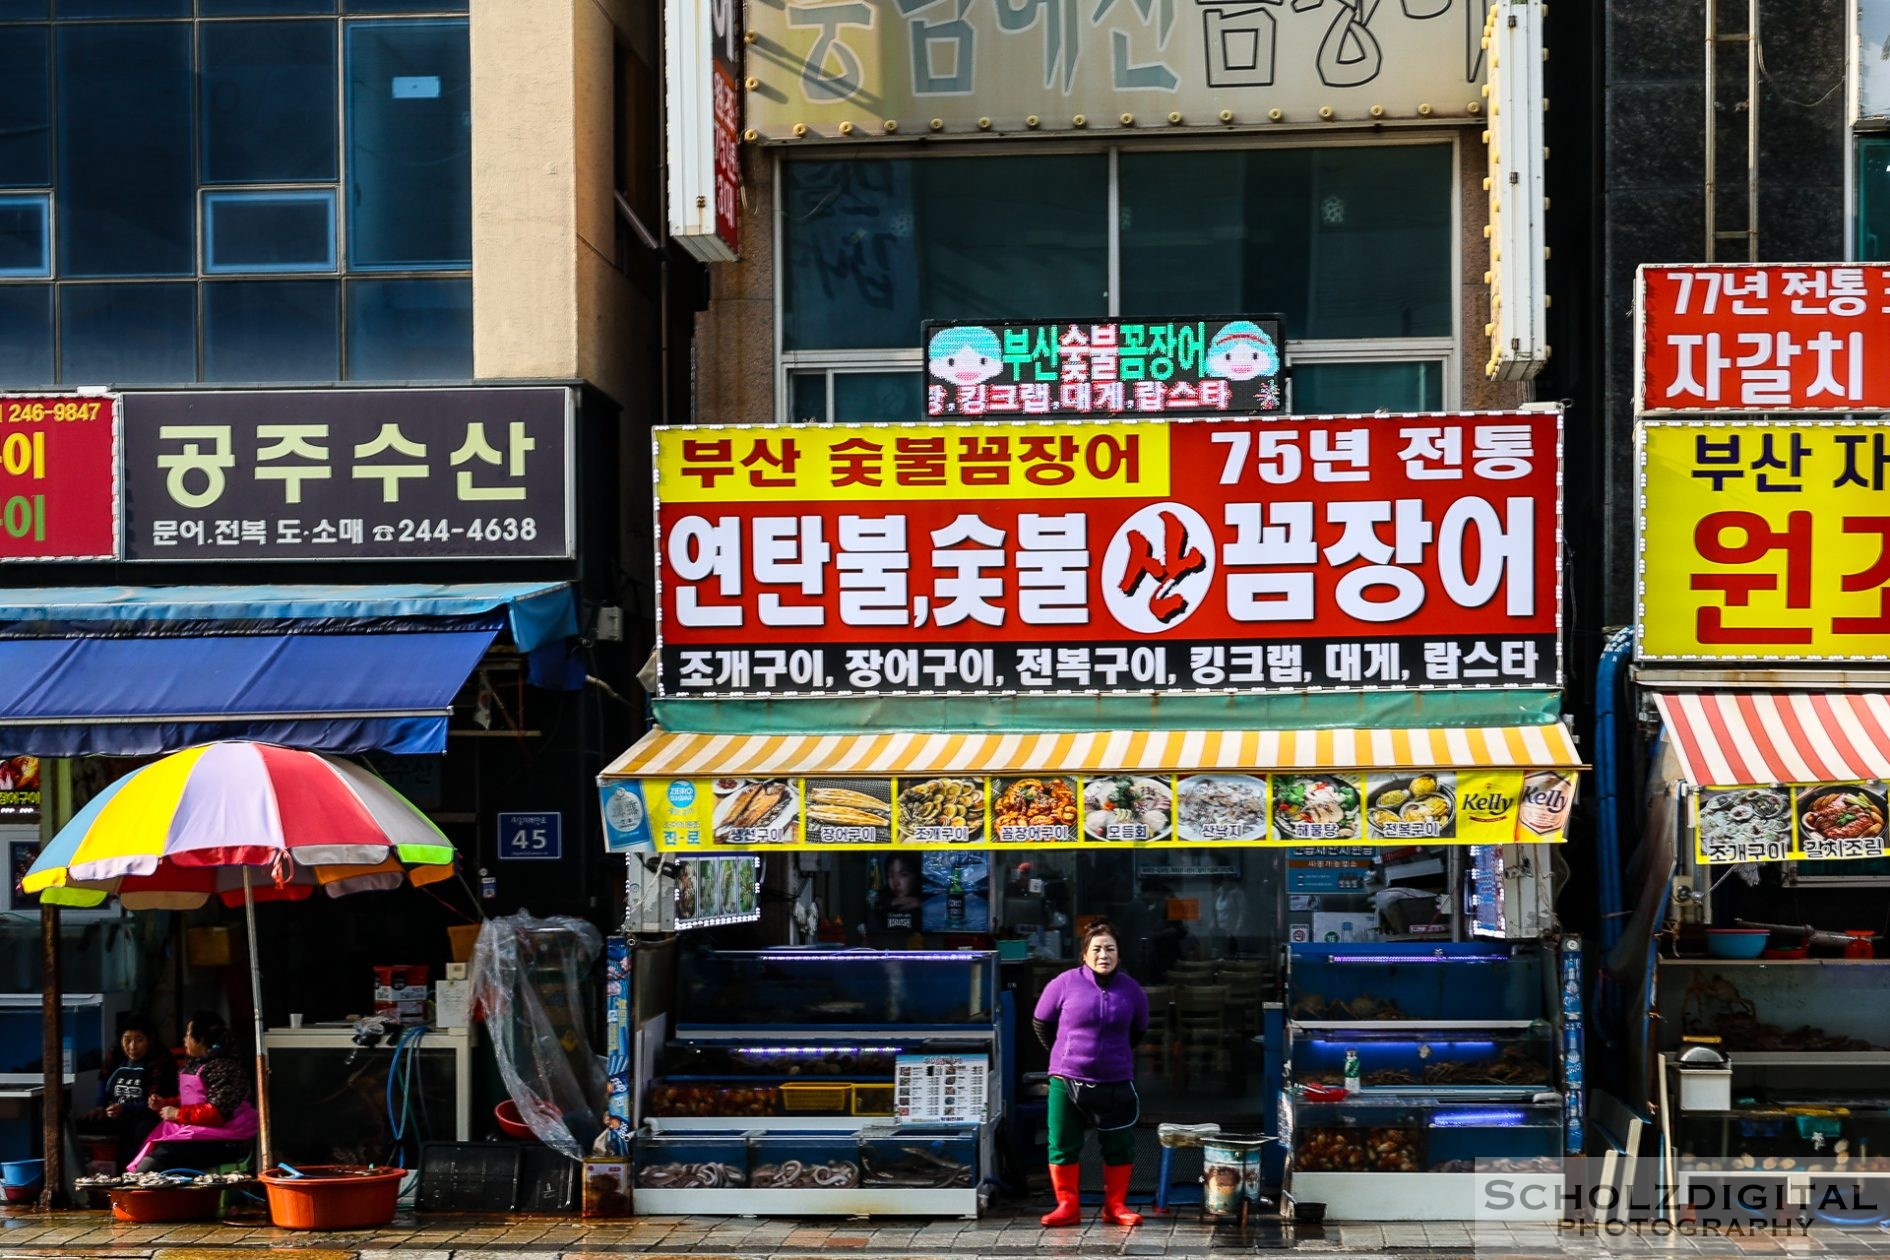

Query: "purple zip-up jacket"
left=1033, top=965, right=1149, bottom=1083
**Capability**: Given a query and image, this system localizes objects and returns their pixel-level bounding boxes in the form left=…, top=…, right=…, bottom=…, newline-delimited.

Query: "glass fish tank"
left=1288, top=942, right=1548, bottom=1024
left=674, top=949, right=998, bottom=1029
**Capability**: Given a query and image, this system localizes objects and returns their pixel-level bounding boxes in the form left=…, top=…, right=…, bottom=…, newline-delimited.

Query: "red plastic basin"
left=109, top=1185, right=224, bottom=1223
left=259, top=1165, right=404, bottom=1230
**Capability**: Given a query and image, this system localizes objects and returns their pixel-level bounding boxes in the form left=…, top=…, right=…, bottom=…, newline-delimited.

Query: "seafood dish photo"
left=993, top=777, right=1078, bottom=839
left=712, top=779, right=799, bottom=842
left=1696, top=787, right=1792, bottom=852
left=805, top=784, right=893, bottom=840
left=1796, top=785, right=1887, bottom=844
left=1177, top=774, right=1269, bottom=841
left=1365, top=773, right=1456, bottom=839
left=896, top=778, right=986, bottom=839
left=1273, top=775, right=1362, bottom=839
left=1082, top=775, right=1173, bottom=840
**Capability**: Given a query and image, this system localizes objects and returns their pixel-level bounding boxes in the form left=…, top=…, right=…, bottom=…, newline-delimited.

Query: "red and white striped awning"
left=1653, top=692, right=1890, bottom=788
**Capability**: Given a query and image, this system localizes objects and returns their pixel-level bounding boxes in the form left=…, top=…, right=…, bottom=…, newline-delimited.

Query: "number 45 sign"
left=497, top=811, right=563, bottom=861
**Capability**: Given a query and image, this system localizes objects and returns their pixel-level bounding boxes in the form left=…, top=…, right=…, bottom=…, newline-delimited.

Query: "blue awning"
left=0, top=583, right=581, bottom=757
left=0, top=582, right=577, bottom=651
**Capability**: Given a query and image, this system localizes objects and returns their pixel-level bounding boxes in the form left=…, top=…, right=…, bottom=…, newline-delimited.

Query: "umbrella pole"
left=243, top=868, right=273, bottom=1172
left=39, top=904, right=65, bottom=1208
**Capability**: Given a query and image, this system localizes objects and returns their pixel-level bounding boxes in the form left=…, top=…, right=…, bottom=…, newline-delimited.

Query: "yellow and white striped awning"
left=599, top=724, right=1582, bottom=781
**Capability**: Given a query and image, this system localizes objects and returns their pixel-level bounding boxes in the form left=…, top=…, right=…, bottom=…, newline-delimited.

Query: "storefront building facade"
left=0, top=0, right=691, bottom=1175
left=1582, top=264, right=1890, bottom=1213
left=601, top=0, right=1591, bottom=1221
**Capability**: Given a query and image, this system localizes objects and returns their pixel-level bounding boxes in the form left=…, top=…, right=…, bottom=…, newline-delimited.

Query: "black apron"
left=1064, top=1078, right=1141, bottom=1131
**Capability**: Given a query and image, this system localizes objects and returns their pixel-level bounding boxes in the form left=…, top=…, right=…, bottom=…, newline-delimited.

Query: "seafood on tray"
left=1366, top=772, right=1457, bottom=839
left=1274, top=775, right=1362, bottom=839
left=993, top=777, right=1078, bottom=839
left=1178, top=774, right=1268, bottom=841
left=713, top=779, right=799, bottom=842
left=897, top=778, right=985, bottom=839
left=1696, top=786, right=1792, bottom=852
left=1082, top=775, right=1172, bottom=840
left=804, top=784, right=893, bottom=840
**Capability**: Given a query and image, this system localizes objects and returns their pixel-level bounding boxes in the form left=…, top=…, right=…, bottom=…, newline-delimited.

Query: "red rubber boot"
left=1100, top=1164, right=1143, bottom=1226
left=1040, top=1163, right=1083, bottom=1227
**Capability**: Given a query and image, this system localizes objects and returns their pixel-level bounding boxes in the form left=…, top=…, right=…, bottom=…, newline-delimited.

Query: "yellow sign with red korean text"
left=1637, top=420, right=1890, bottom=661
left=655, top=421, right=1172, bottom=503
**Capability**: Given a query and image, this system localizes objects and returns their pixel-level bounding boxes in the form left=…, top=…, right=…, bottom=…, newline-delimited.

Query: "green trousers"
left=1047, top=1075, right=1135, bottom=1165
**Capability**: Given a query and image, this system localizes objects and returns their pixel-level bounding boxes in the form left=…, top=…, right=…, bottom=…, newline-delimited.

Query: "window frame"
left=772, top=133, right=1464, bottom=421
left=0, top=193, right=52, bottom=278
left=203, top=188, right=338, bottom=274
left=341, top=16, right=473, bottom=273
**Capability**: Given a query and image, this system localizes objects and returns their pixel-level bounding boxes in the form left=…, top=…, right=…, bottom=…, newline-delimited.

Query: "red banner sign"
left=0, top=394, right=118, bottom=562
left=1636, top=263, right=1890, bottom=415
left=654, top=412, right=1564, bottom=698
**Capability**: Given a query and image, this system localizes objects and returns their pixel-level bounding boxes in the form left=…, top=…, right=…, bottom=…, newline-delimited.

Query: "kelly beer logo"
left=1520, top=770, right=1577, bottom=842
left=1461, top=787, right=1518, bottom=817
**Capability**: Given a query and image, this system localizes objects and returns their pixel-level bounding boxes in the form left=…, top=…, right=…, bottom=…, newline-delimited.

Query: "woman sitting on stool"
left=133, top=1011, right=258, bottom=1172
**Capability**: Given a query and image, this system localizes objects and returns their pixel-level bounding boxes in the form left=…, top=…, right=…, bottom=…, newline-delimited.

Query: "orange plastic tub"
left=259, top=1165, right=405, bottom=1230
left=109, top=1185, right=225, bottom=1223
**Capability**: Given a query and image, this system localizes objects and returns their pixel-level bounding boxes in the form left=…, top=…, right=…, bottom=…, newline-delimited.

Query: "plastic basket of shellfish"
left=779, top=1081, right=853, bottom=1114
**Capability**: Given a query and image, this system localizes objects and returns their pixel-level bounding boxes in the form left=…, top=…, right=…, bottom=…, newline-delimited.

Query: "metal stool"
left=1148, top=1122, right=1220, bottom=1214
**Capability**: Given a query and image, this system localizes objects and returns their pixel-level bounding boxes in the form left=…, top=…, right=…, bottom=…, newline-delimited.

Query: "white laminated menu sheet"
left=895, top=1053, right=989, bottom=1124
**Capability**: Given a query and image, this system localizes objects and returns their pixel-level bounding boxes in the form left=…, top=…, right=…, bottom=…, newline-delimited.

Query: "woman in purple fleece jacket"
left=1032, top=920, right=1149, bottom=1228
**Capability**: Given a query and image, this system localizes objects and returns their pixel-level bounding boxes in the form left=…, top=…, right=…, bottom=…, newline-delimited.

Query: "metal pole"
left=243, top=868, right=272, bottom=1171
left=1747, top=0, right=1760, bottom=260
left=38, top=904, right=65, bottom=1208
left=1705, top=0, right=1718, bottom=260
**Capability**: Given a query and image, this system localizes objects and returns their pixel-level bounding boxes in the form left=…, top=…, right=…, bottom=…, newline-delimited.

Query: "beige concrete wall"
left=694, top=132, right=1525, bottom=420
left=694, top=150, right=777, bottom=425
left=470, top=0, right=580, bottom=384
left=574, top=0, right=651, bottom=412
left=471, top=0, right=653, bottom=412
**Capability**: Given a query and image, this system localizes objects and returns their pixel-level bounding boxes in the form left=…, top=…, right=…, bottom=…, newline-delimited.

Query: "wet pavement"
left=6, top=1205, right=1890, bottom=1259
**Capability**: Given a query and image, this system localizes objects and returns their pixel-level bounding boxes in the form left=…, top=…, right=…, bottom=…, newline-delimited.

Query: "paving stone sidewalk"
left=5, top=1205, right=1890, bottom=1259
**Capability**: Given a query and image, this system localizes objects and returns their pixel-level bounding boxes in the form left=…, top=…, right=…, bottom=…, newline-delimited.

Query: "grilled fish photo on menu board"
left=724, top=781, right=789, bottom=829
left=809, top=787, right=889, bottom=812
left=807, top=805, right=892, bottom=827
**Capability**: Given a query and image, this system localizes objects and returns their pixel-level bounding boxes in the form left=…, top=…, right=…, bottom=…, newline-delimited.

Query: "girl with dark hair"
left=79, top=1015, right=178, bottom=1169
left=133, top=1010, right=258, bottom=1172
left=1032, top=920, right=1149, bottom=1228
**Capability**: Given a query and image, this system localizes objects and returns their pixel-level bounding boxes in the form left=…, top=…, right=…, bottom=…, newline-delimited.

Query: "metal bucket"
left=1200, top=1135, right=1272, bottom=1219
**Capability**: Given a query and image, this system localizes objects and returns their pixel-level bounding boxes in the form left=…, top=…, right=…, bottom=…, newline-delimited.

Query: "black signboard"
left=923, top=315, right=1287, bottom=419
left=122, top=388, right=573, bottom=561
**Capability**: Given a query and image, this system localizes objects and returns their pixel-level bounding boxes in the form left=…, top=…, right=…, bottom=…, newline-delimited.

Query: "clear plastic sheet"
left=470, top=913, right=607, bottom=1160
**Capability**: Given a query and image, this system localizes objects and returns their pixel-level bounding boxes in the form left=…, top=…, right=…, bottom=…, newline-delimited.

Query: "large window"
left=0, top=7, right=470, bottom=387
left=779, top=142, right=1457, bottom=421
left=1858, top=137, right=1890, bottom=260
